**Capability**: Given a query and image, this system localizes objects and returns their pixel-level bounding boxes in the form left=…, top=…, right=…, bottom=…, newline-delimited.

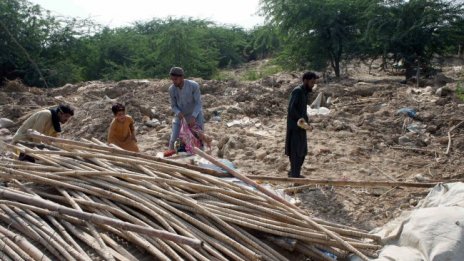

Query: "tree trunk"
left=329, top=52, right=341, bottom=78
left=404, top=60, right=415, bottom=81
left=333, top=59, right=340, bottom=78
left=332, top=38, right=343, bottom=78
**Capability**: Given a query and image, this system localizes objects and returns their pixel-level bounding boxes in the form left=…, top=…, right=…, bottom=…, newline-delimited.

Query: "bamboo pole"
left=61, top=220, right=129, bottom=261
left=0, top=187, right=203, bottom=248
left=99, top=233, right=139, bottom=261
left=78, top=194, right=182, bottom=261
left=175, top=201, right=379, bottom=250
left=148, top=192, right=260, bottom=260
left=10, top=206, right=80, bottom=261
left=131, top=186, right=265, bottom=260
left=1, top=134, right=384, bottom=260
left=49, top=170, right=262, bottom=202
left=26, top=131, right=228, bottom=177
left=0, top=230, right=34, bottom=261
left=58, top=188, right=115, bottom=261
left=111, top=200, right=211, bottom=261
left=0, top=225, right=51, bottom=261
left=0, top=205, right=65, bottom=260
left=79, top=195, right=175, bottom=261
left=0, top=236, right=23, bottom=261
left=194, top=148, right=371, bottom=261
left=203, top=202, right=380, bottom=242
left=111, top=203, right=199, bottom=261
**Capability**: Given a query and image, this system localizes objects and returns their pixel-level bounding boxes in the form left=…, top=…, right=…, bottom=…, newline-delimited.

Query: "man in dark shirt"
left=285, top=72, right=319, bottom=178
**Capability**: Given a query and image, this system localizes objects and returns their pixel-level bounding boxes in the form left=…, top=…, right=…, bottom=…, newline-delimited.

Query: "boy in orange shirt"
left=107, top=103, right=139, bottom=152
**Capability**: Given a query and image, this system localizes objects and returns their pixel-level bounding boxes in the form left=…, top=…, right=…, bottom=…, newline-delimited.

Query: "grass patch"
left=211, top=59, right=285, bottom=82
left=211, top=71, right=236, bottom=81
left=242, top=69, right=260, bottom=81
left=240, top=63, right=284, bottom=81
left=457, top=81, right=464, bottom=102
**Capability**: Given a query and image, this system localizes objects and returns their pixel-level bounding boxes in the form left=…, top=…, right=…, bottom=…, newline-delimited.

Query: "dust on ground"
left=1, top=59, right=463, bottom=231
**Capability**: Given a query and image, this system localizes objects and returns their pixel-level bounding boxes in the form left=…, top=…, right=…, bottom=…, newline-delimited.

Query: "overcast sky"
left=28, top=0, right=265, bottom=29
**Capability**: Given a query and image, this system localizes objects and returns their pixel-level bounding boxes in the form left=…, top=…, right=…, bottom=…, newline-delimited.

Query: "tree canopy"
left=1, top=0, right=463, bottom=87
left=0, top=0, right=280, bottom=87
left=363, top=0, right=464, bottom=79
left=261, top=0, right=464, bottom=79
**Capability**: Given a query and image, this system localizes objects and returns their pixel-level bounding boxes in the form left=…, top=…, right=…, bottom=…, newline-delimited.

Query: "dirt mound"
left=1, top=61, right=463, bottom=230
left=1, top=79, right=28, bottom=92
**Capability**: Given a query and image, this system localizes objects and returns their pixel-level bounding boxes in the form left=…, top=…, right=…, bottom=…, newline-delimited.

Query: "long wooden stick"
left=246, top=176, right=437, bottom=188
left=446, top=120, right=464, bottom=155
left=1, top=134, right=383, bottom=260
left=26, top=131, right=228, bottom=177
left=390, top=146, right=438, bottom=154
left=0, top=224, right=51, bottom=261
left=193, top=148, right=371, bottom=261
left=0, top=187, right=202, bottom=248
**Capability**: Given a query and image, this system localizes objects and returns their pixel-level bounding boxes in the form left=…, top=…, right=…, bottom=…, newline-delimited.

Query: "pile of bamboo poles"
left=0, top=132, right=382, bottom=261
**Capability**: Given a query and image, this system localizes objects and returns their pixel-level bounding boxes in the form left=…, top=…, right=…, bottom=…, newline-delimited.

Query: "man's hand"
left=177, top=112, right=184, bottom=120
left=297, top=118, right=312, bottom=131
left=187, top=116, right=196, bottom=127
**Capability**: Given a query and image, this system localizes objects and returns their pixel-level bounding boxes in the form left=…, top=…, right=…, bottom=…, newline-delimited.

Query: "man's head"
left=170, top=67, right=184, bottom=87
left=57, top=104, right=74, bottom=124
left=302, top=71, right=319, bottom=89
left=111, top=103, right=126, bottom=122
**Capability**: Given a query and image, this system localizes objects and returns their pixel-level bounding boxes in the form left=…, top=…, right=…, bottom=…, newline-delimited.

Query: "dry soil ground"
left=1, top=59, right=463, bottom=231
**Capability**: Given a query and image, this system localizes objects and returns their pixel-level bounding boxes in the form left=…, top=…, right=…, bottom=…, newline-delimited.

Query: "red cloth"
left=163, top=150, right=176, bottom=157
left=179, top=119, right=202, bottom=153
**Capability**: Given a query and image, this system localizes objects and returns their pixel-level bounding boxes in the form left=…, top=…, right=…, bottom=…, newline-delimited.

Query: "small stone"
left=414, top=174, right=429, bottom=182
left=0, top=128, right=10, bottom=136
left=256, top=150, right=267, bottom=160
left=424, top=86, right=433, bottom=94
left=144, top=119, right=160, bottom=127
left=277, top=163, right=288, bottom=172
left=317, top=146, right=331, bottom=155
left=398, top=135, right=412, bottom=146
left=400, top=203, right=409, bottom=209
left=0, top=118, right=14, bottom=129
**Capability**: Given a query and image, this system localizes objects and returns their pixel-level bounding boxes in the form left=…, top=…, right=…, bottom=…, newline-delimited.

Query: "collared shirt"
left=169, top=79, right=203, bottom=119
left=13, top=109, right=58, bottom=142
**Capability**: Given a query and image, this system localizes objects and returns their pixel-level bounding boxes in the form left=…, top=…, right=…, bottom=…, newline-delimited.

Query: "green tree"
left=207, top=26, right=248, bottom=68
left=260, top=0, right=368, bottom=77
left=1, top=0, right=99, bottom=87
left=2, top=0, right=286, bottom=87
left=151, top=19, right=218, bottom=78
left=247, top=25, right=281, bottom=60
left=363, top=0, right=464, bottom=79
left=0, top=0, right=50, bottom=86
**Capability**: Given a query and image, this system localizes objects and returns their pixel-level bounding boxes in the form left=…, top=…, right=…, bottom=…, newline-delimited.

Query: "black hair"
left=111, top=103, right=125, bottom=115
left=57, top=104, right=74, bottom=116
left=302, top=71, right=319, bottom=81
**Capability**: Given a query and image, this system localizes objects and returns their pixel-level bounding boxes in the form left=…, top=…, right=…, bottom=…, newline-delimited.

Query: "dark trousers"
left=289, top=154, right=305, bottom=177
